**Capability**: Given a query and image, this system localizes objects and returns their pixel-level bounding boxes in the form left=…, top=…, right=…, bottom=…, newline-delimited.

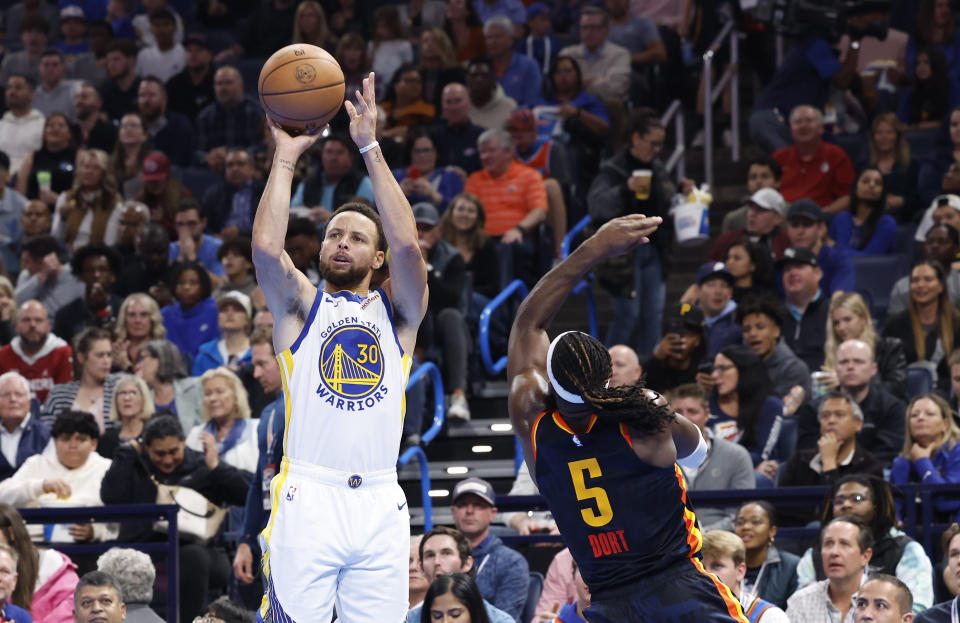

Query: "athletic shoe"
left=447, top=394, right=471, bottom=423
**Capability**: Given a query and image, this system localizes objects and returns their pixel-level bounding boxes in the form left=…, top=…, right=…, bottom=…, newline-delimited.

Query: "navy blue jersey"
left=531, top=410, right=702, bottom=593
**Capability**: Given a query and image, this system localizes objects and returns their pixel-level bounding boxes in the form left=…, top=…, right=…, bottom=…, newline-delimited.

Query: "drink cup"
left=632, top=169, right=652, bottom=200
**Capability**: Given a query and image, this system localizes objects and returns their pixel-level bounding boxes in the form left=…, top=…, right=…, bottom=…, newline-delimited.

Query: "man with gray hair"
left=482, top=16, right=541, bottom=107
left=557, top=6, right=631, bottom=101
left=97, top=548, right=163, bottom=622
left=0, top=543, right=28, bottom=622
left=73, top=570, right=126, bottom=623
left=0, top=370, right=52, bottom=481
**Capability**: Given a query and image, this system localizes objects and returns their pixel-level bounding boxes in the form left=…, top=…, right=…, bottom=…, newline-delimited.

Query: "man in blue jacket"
left=0, top=370, right=50, bottom=481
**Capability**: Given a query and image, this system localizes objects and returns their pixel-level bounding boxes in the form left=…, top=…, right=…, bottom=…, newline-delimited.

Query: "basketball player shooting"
left=251, top=73, right=427, bottom=622
left=507, top=214, right=748, bottom=622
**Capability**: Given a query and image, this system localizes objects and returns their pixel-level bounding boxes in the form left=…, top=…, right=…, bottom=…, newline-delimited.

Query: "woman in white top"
left=51, top=149, right=123, bottom=251
left=186, top=366, right=258, bottom=473
left=369, top=5, right=414, bottom=96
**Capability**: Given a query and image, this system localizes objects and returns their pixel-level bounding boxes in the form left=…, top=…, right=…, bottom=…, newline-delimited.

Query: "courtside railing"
left=398, top=361, right=445, bottom=531
left=479, top=280, right=530, bottom=375
left=703, top=20, right=741, bottom=189
left=661, top=99, right=686, bottom=184
left=560, top=216, right=599, bottom=338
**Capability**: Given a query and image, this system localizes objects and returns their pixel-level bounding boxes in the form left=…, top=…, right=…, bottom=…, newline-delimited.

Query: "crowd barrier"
left=397, top=361, right=446, bottom=531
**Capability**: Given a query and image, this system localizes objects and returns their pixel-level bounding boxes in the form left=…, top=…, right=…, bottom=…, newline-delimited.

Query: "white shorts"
left=257, top=457, right=410, bottom=623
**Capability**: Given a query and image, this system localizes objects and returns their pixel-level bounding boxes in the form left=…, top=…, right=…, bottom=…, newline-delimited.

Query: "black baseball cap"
left=775, top=246, right=819, bottom=270
left=786, top=199, right=826, bottom=223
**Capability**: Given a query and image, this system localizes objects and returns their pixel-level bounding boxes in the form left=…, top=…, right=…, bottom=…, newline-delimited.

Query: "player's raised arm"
left=251, top=121, right=322, bottom=353
left=345, top=74, right=427, bottom=349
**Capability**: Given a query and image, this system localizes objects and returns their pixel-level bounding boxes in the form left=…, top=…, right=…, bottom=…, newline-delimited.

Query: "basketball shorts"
left=583, top=557, right=749, bottom=623
left=257, top=457, right=410, bottom=623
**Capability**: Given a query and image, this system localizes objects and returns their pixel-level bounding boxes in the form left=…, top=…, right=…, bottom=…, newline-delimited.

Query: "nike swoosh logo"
left=397, top=502, right=407, bottom=510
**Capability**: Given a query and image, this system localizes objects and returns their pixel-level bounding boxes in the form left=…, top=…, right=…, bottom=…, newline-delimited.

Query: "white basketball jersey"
left=276, top=288, right=410, bottom=472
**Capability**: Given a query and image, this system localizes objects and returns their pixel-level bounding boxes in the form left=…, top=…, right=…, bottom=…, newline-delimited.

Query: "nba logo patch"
left=285, top=485, right=297, bottom=501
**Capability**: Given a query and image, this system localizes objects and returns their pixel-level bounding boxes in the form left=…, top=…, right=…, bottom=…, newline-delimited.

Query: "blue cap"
left=527, top=2, right=550, bottom=19
left=697, top=261, right=734, bottom=286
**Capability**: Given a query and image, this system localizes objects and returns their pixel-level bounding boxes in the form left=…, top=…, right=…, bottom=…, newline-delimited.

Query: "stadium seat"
left=893, top=224, right=918, bottom=261
left=906, top=367, right=934, bottom=399
left=853, top=254, right=909, bottom=325
left=228, top=57, right=269, bottom=96
left=521, top=571, right=545, bottom=623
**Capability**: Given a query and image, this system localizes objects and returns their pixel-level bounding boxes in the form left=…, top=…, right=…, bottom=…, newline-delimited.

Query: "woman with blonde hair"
left=868, top=112, right=919, bottom=220
left=335, top=32, right=371, bottom=106
left=418, top=27, right=464, bottom=107
left=113, top=293, right=166, bottom=372
left=890, top=393, right=960, bottom=520
left=292, top=0, right=333, bottom=49
left=0, top=276, right=16, bottom=346
left=821, top=291, right=908, bottom=398
left=51, top=148, right=123, bottom=250
left=97, top=374, right=155, bottom=459
left=185, top=366, right=257, bottom=472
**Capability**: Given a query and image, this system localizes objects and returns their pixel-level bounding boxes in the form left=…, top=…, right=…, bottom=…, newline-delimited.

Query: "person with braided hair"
left=507, top=213, right=749, bottom=622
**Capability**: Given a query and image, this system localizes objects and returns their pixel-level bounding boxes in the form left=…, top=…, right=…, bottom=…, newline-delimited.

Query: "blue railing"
left=397, top=361, right=445, bottom=531
left=560, top=215, right=598, bottom=338
left=479, top=280, right=529, bottom=375
left=19, top=504, right=180, bottom=623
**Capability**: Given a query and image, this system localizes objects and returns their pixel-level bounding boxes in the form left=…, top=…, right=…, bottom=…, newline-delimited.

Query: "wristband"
left=358, top=140, right=379, bottom=154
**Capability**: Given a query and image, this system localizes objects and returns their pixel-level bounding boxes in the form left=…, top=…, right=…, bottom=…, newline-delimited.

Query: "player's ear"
left=372, top=250, right=385, bottom=270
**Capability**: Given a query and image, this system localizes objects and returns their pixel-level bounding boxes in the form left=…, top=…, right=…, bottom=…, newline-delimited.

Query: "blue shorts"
left=584, top=557, right=749, bottom=623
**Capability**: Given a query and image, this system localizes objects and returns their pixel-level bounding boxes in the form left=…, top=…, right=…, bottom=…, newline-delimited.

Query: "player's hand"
left=42, top=479, right=71, bottom=499
left=590, top=214, right=662, bottom=259
left=344, top=73, right=378, bottom=150
left=267, top=115, right=323, bottom=161
left=233, top=543, right=255, bottom=584
left=68, top=523, right=95, bottom=542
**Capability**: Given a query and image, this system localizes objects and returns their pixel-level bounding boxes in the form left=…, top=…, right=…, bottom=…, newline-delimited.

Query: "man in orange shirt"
left=465, top=128, right=547, bottom=286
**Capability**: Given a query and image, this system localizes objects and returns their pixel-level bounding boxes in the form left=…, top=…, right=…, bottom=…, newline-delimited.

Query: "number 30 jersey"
left=530, top=411, right=702, bottom=593
left=277, top=288, right=411, bottom=472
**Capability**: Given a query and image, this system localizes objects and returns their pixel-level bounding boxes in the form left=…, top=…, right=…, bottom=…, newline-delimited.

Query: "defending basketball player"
left=507, top=214, right=749, bottom=622
left=251, top=73, right=427, bottom=622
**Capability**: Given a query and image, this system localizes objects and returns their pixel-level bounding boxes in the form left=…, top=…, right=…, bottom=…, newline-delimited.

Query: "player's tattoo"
left=374, top=150, right=381, bottom=163
left=278, top=158, right=295, bottom=173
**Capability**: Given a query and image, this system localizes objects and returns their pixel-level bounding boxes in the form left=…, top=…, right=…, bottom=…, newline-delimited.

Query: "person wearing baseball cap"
left=696, top=261, right=743, bottom=360
left=914, top=193, right=960, bottom=244
left=450, top=477, right=530, bottom=619
left=709, top=186, right=789, bottom=262
left=644, top=302, right=708, bottom=393
left=782, top=198, right=855, bottom=296
left=522, top=2, right=559, bottom=75
left=192, top=290, right=253, bottom=375
left=777, top=246, right=829, bottom=371
left=165, top=32, right=215, bottom=120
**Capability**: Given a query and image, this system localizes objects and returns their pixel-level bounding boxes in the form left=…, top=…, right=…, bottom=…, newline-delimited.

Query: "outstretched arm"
left=251, top=121, right=322, bottom=353
left=345, top=73, right=427, bottom=353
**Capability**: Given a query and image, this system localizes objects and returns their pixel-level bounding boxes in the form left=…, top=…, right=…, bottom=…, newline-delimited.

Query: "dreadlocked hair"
left=550, top=332, right=675, bottom=434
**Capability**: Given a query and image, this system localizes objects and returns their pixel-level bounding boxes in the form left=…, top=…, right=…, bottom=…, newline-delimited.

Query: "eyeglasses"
left=833, top=493, right=870, bottom=506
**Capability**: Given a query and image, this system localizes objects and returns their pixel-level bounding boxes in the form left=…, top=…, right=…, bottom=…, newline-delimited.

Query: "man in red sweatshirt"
left=0, top=300, right=72, bottom=403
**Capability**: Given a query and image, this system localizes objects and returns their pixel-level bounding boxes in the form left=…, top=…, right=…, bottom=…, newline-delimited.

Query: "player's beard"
left=318, top=254, right=371, bottom=291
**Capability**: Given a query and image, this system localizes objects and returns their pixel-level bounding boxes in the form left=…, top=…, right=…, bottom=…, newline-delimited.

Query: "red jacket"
left=0, top=336, right=72, bottom=404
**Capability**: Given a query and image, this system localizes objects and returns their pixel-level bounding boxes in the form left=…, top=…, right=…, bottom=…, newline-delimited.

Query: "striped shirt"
left=464, top=161, right=547, bottom=236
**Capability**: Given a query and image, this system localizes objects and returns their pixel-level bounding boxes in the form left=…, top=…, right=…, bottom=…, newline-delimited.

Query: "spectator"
left=0, top=543, right=30, bottom=623
left=883, top=260, right=960, bottom=390
left=380, top=65, right=436, bottom=141
left=918, top=111, right=960, bottom=209
left=778, top=246, right=830, bottom=372
left=482, top=16, right=541, bottom=108
left=335, top=32, right=371, bottom=107
left=869, top=115, right=919, bottom=223
left=290, top=134, right=375, bottom=221
left=131, top=0, right=184, bottom=47
left=786, top=517, right=874, bottom=623
left=2, top=201, right=52, bottom=279
left=14, top=113, right=76, bottom=209
left=464, top=128, right=546, bottom=286
left=822, top=292, right=908, bottom=400
left=830, top=168, right=898, bottom=255
left=136, top=78, right=194, bottom=167
left=466, top=57, right=517, bottom=131
left=108, top=113, right=151, bottom=200
left=906, top=0, right=960, bottom=79
left=368, top=6, right=414, bottom=94
left=773, top=106, right=856, bottom=213
left=723, top=240, right=778, bottom=304
left=721, top=155, right=784, bottom=233
left=781, top=200, right=856, bottom=297
left=97, top=373, right=154, bottom=459
left=134, top=9, right=184, bottom=83
left=516, top=3, right=557, bottom=76
left=292, top=1, right=334, bottom=50
left=135, top=338, right=202, bottom=429
left=192, top=292, right=252, bottom=376
left=901, top=46, right=954, bottom=131
left=890, top=393, right=960, bottom=521
left=4, top=4, right=58, bottom=53
left=796, top=476, right=933, bottom=613
left=700, top=530, right=789, bottom=622
left=587, top=107, right=671, bottom=355
left=642, top=303, right=706, bottom=394
left=412, top=203, right=472, bottom=423
left=96, top=548, right=163, bottom=623
left=113, top=201, right=150, bottom=264
left=165, top=33, right=215, bottom=122
left=112, top=293, right=167, bottom=374
left=0, top=503, right=78, bottom=620
left=673, top=383, right=755, bottom=531
left=99, top=40, right=139, bottom=122
left=0, top=410, right=112, bottom=542
left=608, top=344, right=642, bottom=387
left=421, top=573, right=495, bottom=623
left=738, top=293, right=810, bottom=411
left=419, top=28, right=466, bottom=110
left=55, top=6, right=92, bottom=65
left=195, top=597, right=253, bottom=623
left=32, top=49, right=80, bottom=122
left=214, top=0, right=298, bottom=62
left=915, top=193, right=960, bottom=246
left=73, top=84, right=117, bottom=153
left=0, top=279, right=17, bottom=347
left=394, top=129, right=463, bottom=212
left=169, top=199, right=224, bottom=278
left=445, top=0, right=487, bottom=63
left=409, top=535, right=429, bottom=612
left=734, top=501, right=800, bottom=610
left=196, top=66, right=262, bottom=171
left=0, top=152, right=28, bottom=244
left=917, top=523, right=960, bottom=622
left=99, top=415, right=250, bottom=621
left=410, top=526, right=514, bottom=623
left=433, top=82, right=484, bottom=174
left=114, top=224, right=173, bottom=301
left=558, top=7, right=631, bottom=102
left=160, top=261, right=220, bottom=361
left=14, top=237, right=84, bottom=318
left=204, top=149, right=265, bottom=238
left=529, top=548, right=578, bottom=622
left=605, top=0, right=666, bottom=68
left=283, top=217, right=322, bottom=287
left=184, top=366, right=257, bottom=473
left=892, top=225, right=960, bottom=318
left=0, top=372, right=51, bottom=481
left=704, top=344, right=784, bottom=484
left=51, top=150, right=124, bottom=251
left=0, top=302, right=72, bottom=405
left=41, top=327, right=117, bottom=431
left=135, top=152, right=192, bottom=234
left=797, top=339, right=906, bottom=463
left=709, top=188, right=789, bottom=263
left=696, top=261, right=742, bottom=360
left=854, top=574, right=916, bottom=623
left=213, top=238, right=257, bottom=299
left=0, top=17, right=49, bottom=86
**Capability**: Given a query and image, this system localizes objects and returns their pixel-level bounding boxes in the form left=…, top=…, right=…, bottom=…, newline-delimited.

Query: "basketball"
left=258, top=44, right=345, bottom=135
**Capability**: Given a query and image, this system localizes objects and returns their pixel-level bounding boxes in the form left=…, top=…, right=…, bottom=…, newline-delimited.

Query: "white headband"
left=546, top=331, right=585, bottom=404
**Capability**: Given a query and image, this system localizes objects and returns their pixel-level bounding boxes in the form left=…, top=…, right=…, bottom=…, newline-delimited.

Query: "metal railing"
left=702, top=20, right=741, bottom=189
left=661, top=99, right=686, bottom=183
left=397, top=361, right=445, bottom=531
left=19, top=504, right=180, bottom=622
left=479, top=280, right=530, bottom=375
left=560, top=215, right=599, bottom=338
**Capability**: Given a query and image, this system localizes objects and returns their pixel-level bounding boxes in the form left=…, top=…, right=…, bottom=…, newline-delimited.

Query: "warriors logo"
left=294, top=63, right=317, bottom=84
left=317, top=325, right=384, bottom=400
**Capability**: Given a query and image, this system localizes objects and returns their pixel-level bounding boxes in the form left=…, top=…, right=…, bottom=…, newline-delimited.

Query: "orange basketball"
left=258, top=44, right=345, bottom=135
